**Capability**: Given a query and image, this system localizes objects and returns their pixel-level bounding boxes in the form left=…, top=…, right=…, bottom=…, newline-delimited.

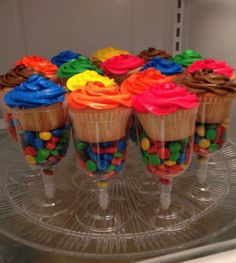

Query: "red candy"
left=92, top=146, right=105, bottom=154
left=157, top=147, right=170, bottom=160
left=155, top=141, right=165, bottom=149
left=157, top=164, right=168, bottom=171
left=159, top=178, right=170, bottom=185
left=155, top=169, right=168, bottom=176
left=46, top=142, right=56, bottom=150
left=148, top=146, right=156, bottom=153
left=24, top=146, right=37, bottom=156
left=216, top=126, right=225, bottom=137
left=147, top=164, right=157, bottom=173
left=104, top=171, right=116, bottom=179
left=168, top=165, right=184, bottom=174
left=48, top=156, right=57, bottom=163
left=106, top=146, right=117, bottom=153
left=79, top=159, right=86, bottom=168
left=112, top=158, right=122, bottom=165
left=50, top=136, right=60, bottom=143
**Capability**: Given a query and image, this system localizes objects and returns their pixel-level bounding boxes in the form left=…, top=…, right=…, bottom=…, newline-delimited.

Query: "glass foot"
left=138, top=179, right=160, bottom=196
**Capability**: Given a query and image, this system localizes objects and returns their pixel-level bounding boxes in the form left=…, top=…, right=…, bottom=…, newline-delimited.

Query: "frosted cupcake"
left=138, top=47, right=171, bottom=62
left=16, top=55, right=58, bottom=82
left=57, top=56, right=103, bottom=87
left=51, top=50, right=81, bottom=67
left=102, top=54, right=145, bottom=84
left=91, top=46, right=129, bottom=67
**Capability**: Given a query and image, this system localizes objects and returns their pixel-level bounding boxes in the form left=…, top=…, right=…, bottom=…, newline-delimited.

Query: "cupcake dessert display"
left=57, top=56, right=103, bottom=86
left=138, top=47, right=171, bottom=62
left=51, top=50, right=81, bottom=67
left=171, top=49, right=203, bottom=68
left=102, top=54, right=145, bottom=84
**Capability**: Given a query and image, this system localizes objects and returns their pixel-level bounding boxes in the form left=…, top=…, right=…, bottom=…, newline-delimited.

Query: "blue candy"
left=33, top=138, right=45, bottom=149
left=103, top=153, right=114, bottom=161
left=177, top=153, right=186, bottom=164
left=52, top=129, right=61, bottom=137
left=115, top=162, right=124, bottom=172
left=97, top=160, right=110, bottom=172
left=118, top=140, right=126, bottom=152
left=102, top=142, right=113, bottom=147
left=24, top=131, right=35, bottom=145
left=194, top=135, right=201, bottom=144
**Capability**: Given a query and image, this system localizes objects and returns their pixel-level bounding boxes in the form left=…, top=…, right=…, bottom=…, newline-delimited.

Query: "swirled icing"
left=120, top=68, right=172, bottom=96
left=68, top=82, right=132, bottom=110
left=57, top=56, right=102, bottom=78
left=171, top=49, right=203, bottom=67
left=176, top=70, right=236, bottom=95
left=91, top=47, right=129, bottom=62
left=141, top=57, right=183, bottom=75
left=132, top=82, right=199, bottom=115
left=0, top=65, right=39, bottom=90
left=102, top=54, right=145, bottom=75
left=4, top=74, right=65, bottom=109
left=16, top=56, right=57, bottom=77
left=51, top=50, right=81, bottom=67
left=138, top=47, right=171, bottom=61
left=66, top=70, right=115, bottom=91
left=187, top=59, right=234, bottom=77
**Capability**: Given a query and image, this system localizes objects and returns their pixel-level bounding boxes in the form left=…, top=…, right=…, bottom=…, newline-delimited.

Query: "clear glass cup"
left=12, top=103, right=74, bottom=217
left=135, top=108, right=198, bottom=229
left=70, top=107, right=132, bottom=232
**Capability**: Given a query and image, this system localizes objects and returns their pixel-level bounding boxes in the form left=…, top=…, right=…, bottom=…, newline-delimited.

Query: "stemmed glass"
left=12, top=103, right=74, bottom=217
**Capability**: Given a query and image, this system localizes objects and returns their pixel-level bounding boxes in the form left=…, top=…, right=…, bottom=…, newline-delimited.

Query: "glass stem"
left=160, top=178, right=172, bottom=209
left=196, top=155, right=209, bottom=185
left=41, top=167, right=56, bottom=199
left=97, top=180, right=109, bottom=210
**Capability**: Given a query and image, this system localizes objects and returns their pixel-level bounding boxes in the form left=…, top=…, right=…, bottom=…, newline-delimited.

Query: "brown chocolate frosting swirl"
left=176, top=69, right=236, bottom=95
left=138, top=47, right=171, bottom=61
left=0, top=65, right=38, bottom=90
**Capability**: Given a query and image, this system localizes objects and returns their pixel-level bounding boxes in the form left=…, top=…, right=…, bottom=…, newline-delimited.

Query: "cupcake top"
left=141, top=57, right=183, bottom=75
left=4, top=74, right=65, bottom=109
left=91, top=47, right=129, bottom=63
left=187, top=58, right=234, bottom=77
left=66, top=70, right=115, bottom=91
left=171, top=49, right=203, bottom=67
left=102, top=54, right=145, bottom=75
left=138, top=47, right=171, bottom=61
left=68, top=82, right=132, bottom=110
left=51, top=50, right=81, bottom=67
left=132, top=82, right=199, bottom=115
left=57, top=56, right=102, bottom=79
left=0, top=65, right=39, bottom=90
left=16, top=56, right=57, bottom=77
left=121, top=68, right=172, bottom=96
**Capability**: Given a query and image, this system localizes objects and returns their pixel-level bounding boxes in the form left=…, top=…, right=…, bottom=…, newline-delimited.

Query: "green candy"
left=149, top=154, right=160, bottom=166
left=180, top=138, right=189, bottom=144
left=168, top=142, right=181, bottom=153
left=114, top=152, right=122, bottom=158
left=75, top=140, right=87, bottom=151
left=206, top=124, right=217, bottom=129
left=206, top=129, right=217, bottom=141
left=37, top=149, right=50, bottom=160
left=169, top=152, right=180, bottom=161
left=142, top=156, right=148, bottom=166
left=86, top=160, right=97, bottom=172
left=108, top=164, right=116, bottom=172
left=142, top=150, right=149, bottom=157
left=51, top=149, right=59, bottom=156
left=208, top=143, right=219, bottom=152
left=35, top=156, right=45, bottom=164
left=221, top=131, right=227, bottom=141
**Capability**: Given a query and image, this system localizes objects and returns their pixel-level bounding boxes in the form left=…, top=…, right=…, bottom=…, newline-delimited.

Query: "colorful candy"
left=74, top=137, right=127, bottom=178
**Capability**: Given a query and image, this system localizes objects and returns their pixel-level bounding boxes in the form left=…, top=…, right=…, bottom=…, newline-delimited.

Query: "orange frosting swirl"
left=120, top=68, right=173, bottom=96
left=68, top=82, right=132, bottom=110
left=16, top=56, right=57, bottom=77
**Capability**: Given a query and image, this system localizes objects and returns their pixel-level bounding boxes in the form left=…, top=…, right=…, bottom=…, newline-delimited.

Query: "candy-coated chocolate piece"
left=115, top=163, right=124, bottom=172
left=56, top=144, right=65, bottom=150
left=37, top=149, right=50, bottom=160
left=48, top=156, right=57, bottom=163
left=168, top=142, right=181, bottom=152
left=221, top=131, right=227, bottom=140
left=157, top=164, right=168, bottom=171
left=180, top=137, right=189, bottom=144
left=164, top=160, right=176, bottom=166
left=51, top=149, right=59, bottom=156
left=75, top=140, right=87, bottom=150
left=155, top=141, right=165, bottom=149
left=157, top=147, right=170, bottom=160
left=50, top=136, right=60, bottom=143
left=199, top=138, right=210, bottom=149
left=108, top=164, right=116, bottom=172
left=61, top=129, right=69, bottom=137
left=196, top=126, right=205, bottom=137
left=177, top=153, right=186, bottom=164
left=79, top=159, right=86, bottom=168
left=39, top=131, right=52, bottom=141
left=194, top=135, right=201, bottom=144
left=24, top=146, right=37, bottom=156
left=33, top=138, right=45, bottom=149
left=92, top=146, right=105, bottom=154
left=24, top=131, right=35, bottom=145
left=59, top=137, right=67, bottom=144
left=208, top=143, right=219, bottom=152
left=141, top=138, right=150, bottom=151
left=97, top=159, right=110, bottom=171
left=59, top=148, right=67, bottom=156
left=112, top=158, right=122, bottom=165
left=206, top=124, right=217, bottom=129
left=147, top=164, right=157, bottom=174
left=25, top=155, right=36, bottom=165
left=102, top=142, right=113, bottom=147
left=168, top=165, right=184, bottom=174
left=159, top=178, right=170, bottom=185
left=169, top=152, right=180, bottom=161
left=106, top=146, right=117, bottom=153
left=46, top=141, right=56, bottom=150
left=147, top=146, right=156, bottom=153
left=142, top=156, right=148, bottom=166
left=221, top=123, right=228, bottom=129
left=118, top=140, right=126, bottom=152
left=114, top=152, right=122, bottom=158
left=205, top=129, right=217, bottom=141
left=103, top=153, right=114, bottom=160
left=86, top=160, right=97, bottom=172
left=52, top=129, right=61, bottom=136
left=149, top=154, right=160, bottom=165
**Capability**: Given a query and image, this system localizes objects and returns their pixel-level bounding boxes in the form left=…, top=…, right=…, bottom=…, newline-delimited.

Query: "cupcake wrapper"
left=69, top=107, right=132, bottom=142
left=137, top=108, right=197, bottom=141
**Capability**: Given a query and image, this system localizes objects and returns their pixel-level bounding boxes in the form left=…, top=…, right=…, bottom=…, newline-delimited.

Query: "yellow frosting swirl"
left=91, top=47, right=129, bottom=63
left=66, top=70, right=116, bottom=91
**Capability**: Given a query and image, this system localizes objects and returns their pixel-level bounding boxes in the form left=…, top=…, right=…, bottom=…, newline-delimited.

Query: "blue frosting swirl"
left=4, top=74, right=66, bottom=109
left=51, top=50, right=81, bottom=67
left=141, top=56, right=183, bottom=75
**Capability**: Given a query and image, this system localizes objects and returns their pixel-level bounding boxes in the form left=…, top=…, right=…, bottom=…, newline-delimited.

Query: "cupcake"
left=51, top=50, right=81, bottom=67
left=91, top=46, right=129, bottom=67
left=66, top=70, right=115, bottom=92
left=0, top=65, right=41, bottom=140
left=57, top=56, right=103, bottom=87
left=16, top=55, right=58, bottom=82
left=4, top=74, right=69, bottom=166
left=138, top=47, right=171, bottom=62
left=101, top=54, right=145, bottom=85
left=68, top=82, right=132, bottom=178
left=141, top=57, right=183, bottom=79
left=176, top=59, right=236, bottom=155
left=171, top=49, right=203, bottom=69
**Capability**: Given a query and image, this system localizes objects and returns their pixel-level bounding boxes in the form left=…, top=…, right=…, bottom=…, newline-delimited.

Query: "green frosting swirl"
left=57, top=56, right=103, bottom=78
left=171, top=49, right=203, bottom=67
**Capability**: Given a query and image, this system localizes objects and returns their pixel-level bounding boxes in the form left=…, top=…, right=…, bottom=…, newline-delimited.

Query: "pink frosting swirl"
left=101, top=54, right=145, bottom=75
left=187, top=59, right=234, bottom=77
left=132, top=82, right=199, bottom=115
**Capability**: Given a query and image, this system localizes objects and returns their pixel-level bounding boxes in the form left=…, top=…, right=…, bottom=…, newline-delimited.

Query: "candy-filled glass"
left=70, top=107, right=132, bottom=232
left=12, top=103, right=73, bottom=217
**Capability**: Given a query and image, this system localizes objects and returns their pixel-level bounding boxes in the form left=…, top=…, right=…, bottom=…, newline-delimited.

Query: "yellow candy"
left=181, top=164, right=188, bottom=169
left=39, top=131, right=52, bottom=141
left=196, top=126, right=205, bottom=137
left=199, top=139, right=210, bottom=149
left=164, top=160, right=176, bottom=166
left=91, top=47, right=129, bottom=62
left=221, top=123, right=228, bottom=129
left=25, top=155, right=36, bottom=165
left=97, top=181, right=109, bottom=187
left=66, top=70, right=115, bottom=91
left=141, top=138, right=150, bottom=151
